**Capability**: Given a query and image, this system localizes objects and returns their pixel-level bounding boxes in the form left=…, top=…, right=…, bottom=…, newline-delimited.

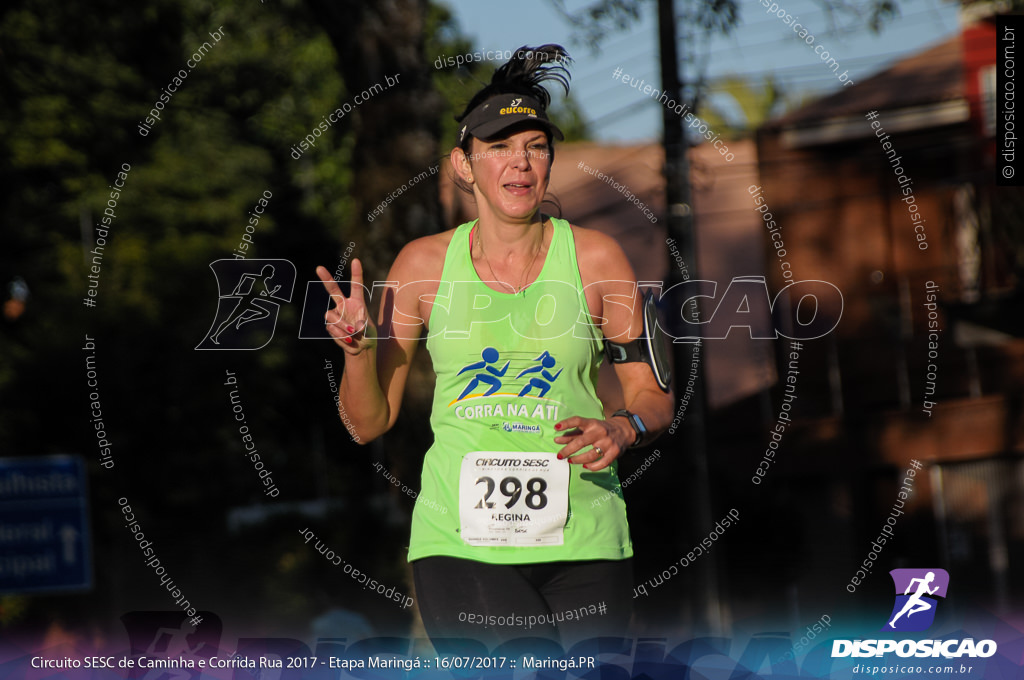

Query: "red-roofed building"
left=751, top=13, right=1024, bottom=618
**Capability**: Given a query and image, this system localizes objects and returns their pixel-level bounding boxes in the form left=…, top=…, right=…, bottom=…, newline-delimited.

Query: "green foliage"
left=427, top=2, right=488, bottom=148
left=2, top=0, right=581, bottom=636
left=0, top=0, right=377, bottom=631
left=0, top=0, right=350, bottom=440
left=698, top=74, right=793, bottom=137
left=549, top=0, right=647, bottom=46
left=0, top=0, right=592, bottom=636
left=428, top=2, right=591, bottom=147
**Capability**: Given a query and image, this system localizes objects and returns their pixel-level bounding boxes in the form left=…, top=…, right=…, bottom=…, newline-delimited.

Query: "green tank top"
left=408, top=217, right=633, bottom=563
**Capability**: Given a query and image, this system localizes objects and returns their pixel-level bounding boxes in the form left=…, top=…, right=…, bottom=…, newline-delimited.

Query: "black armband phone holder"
left=603, top=288, right=672, bottom=392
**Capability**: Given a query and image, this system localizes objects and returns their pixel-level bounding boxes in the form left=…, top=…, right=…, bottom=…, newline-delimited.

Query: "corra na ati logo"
left=196, top=260, right=295, bottom=350
left=832, top=568, right=997, bottom=659
left=451, top=348, right=566, bottom=424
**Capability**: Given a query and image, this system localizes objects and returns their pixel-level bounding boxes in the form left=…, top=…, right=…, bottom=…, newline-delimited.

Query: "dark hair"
left=455, top=44, right=572, bottom=155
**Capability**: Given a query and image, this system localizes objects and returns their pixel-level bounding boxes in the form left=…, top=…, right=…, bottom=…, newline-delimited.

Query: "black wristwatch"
left=612, top=409, right=647, bottom=449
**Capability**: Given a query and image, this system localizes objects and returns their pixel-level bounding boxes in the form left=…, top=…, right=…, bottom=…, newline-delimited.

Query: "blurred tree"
left=427, top=10, right=592, bottom=147
left=300, top=0, right=445, bottom=280
left=0, top=0, right=484, bottom=639
left=546, top=0, right=916, bottom=120
left=300, top=0, right=592, bottom=279
left=0, top=0, right=598, bottom=643
left=697, top=74, right=794, bottom=138
left=549, top=0, right=906, bottom=45
left=960, top=0, right=1024, bottom=18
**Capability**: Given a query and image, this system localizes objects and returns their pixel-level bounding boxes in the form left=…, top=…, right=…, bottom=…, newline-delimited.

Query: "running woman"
left=316, top=45, right=673, bottom=645
left=889, top=571, right=939, bottom=628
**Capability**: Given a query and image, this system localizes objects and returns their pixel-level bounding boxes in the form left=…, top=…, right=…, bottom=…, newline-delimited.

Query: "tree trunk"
left=304, top=0, right=445, bottom=279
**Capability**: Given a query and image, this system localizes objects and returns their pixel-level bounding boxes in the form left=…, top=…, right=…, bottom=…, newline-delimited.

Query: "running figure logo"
left=882, top=568, right=950, bottom=632
left=457, top=347, right=510, bottom=400
left=516, top=350, right=562, bottom=397
left=120, top=610, right=221, bottom=678
left=196, top=259, right=295, bottom=350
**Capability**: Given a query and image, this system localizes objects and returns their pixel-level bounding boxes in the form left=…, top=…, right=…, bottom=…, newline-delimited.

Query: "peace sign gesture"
left=316, top=259, right=376, bottom=355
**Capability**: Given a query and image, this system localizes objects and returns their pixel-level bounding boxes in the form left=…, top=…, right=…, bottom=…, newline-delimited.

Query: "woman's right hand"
left=316, top=259, right=377, bottom=355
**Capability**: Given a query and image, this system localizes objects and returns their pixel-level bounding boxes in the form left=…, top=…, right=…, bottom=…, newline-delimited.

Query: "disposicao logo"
left=196, top=259, right=295, bottom=350
left=832, top=568, right=997, bottom=659
left=883, top=568, right=948, bottom=632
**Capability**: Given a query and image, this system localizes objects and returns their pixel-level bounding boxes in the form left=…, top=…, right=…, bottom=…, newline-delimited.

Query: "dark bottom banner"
left=4, top=608, right=1022, bottom=680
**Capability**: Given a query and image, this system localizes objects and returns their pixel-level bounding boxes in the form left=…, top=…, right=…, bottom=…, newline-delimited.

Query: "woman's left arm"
left=553, top=228, right=675, bottom=471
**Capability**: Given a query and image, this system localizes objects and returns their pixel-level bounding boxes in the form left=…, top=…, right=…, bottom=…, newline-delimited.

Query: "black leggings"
left=412, top=556, right=632, bottom=649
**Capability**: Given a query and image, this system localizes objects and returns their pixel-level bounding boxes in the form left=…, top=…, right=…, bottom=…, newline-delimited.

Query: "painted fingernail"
left=343, top=337, right=352, bottom=344
left=554, top=423, right=562, bottom=430
left=346, top=325, right=355, bottom=333
left=557, top=454, right=564, bottom=460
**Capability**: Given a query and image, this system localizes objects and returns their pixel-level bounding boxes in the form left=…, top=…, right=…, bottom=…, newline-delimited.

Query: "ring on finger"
left=593, top=446, right=603, bottom=457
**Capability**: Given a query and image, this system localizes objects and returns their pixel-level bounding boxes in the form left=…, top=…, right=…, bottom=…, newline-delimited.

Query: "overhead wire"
left=559, top=0, right=957, bottom=135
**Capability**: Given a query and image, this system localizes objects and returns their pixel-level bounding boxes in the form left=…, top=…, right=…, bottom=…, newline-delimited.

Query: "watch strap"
left=612, top=409, right=643, bottom=448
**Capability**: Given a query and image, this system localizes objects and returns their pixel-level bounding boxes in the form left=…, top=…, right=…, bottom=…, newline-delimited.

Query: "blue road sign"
left=0, top=455, right=91, bottom=592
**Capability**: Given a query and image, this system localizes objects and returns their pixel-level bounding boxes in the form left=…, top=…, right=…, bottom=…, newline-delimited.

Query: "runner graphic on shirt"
left=457, top=347, right=510, bottom=400
left=516, top=350, right=563, bottom=398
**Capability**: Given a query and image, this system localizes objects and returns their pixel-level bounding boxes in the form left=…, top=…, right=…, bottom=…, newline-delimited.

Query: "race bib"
left=458, top=451, right=569, bottom=546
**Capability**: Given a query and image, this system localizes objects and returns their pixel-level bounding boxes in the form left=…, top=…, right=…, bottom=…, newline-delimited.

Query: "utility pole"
left=657, top=0, right=723, bottom=635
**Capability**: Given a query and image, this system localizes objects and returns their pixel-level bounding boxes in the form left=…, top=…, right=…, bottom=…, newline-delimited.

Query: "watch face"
left=630, top=413, right=647, bottom=447
left=615, top=410, right=645, bottom=447
left=631, top=412, right=647, bottom=436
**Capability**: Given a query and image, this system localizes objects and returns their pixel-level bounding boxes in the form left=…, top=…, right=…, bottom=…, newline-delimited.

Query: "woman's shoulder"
left=562, top=221, right=633, bottom=278
left=391, top=228, right=459, bottom=279
left=563, top=220, right=616, bottom=248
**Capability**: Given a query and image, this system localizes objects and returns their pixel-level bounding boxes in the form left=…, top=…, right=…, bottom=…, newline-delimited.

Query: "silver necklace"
left=476, top=224, right=543, bottom=294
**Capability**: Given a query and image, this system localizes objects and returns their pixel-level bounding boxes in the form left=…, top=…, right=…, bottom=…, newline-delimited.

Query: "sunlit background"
left=1, top=0, right=1021, bottom=675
